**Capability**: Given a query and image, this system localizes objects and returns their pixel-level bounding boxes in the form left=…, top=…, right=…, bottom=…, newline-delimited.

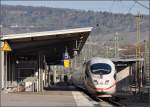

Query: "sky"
left=1, top=1, right=149, bottom=15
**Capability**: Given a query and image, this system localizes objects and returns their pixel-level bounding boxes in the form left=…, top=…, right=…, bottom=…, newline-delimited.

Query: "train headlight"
left=105, top=80, right=109, bottom=85
left=93, top=80, right=98, bottom=85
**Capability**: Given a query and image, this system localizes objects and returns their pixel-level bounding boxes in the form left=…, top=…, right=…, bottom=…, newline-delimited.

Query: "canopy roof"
left=1, top=27, right=92, bottom=40
left=1, top=27, right=92, bottom=64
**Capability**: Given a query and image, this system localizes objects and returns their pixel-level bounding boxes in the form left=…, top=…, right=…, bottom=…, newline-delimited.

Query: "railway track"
left=77, top=87, right=126, bottom=107
left=98, top=97, right=126, bottom=107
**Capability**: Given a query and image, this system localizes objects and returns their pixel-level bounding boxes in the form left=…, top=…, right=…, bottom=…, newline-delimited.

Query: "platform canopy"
left=111, top=58, right=144, bottom=66
left=1, top=27, right=92, bottom=64
left=111, top=58, right=144, bottom=62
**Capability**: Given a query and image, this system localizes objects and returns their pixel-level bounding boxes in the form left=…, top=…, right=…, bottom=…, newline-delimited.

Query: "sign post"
left=0, top=40, right=12, bottom=89
left=0, top=40, right=5, bottom=89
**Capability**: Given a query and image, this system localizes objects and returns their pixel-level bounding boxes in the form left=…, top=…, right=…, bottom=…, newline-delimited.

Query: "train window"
left=90, top=63, right=111, bottom=74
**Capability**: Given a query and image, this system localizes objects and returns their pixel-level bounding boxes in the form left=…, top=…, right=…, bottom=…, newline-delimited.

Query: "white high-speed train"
left=71, top=57, right=116, bottom=97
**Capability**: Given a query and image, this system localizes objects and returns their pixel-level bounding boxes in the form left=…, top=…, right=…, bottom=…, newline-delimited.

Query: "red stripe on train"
left=95, top=83, right=116, bottom=91
left=96, top=87, right=112, bottom=90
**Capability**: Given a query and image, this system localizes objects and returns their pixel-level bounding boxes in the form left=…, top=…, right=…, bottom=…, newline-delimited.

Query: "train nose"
left=94, top=80, right=112, bottom=91
left=93, top=80, right=99, bottom=85
left=95, top=84, right=116, bottom=94
left=105, top=80, right=109, bottom=85
left=94, top=79, right=110, bottom=85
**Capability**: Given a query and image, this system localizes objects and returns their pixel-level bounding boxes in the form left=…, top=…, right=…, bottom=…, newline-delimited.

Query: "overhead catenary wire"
left=109, top=0, right=115, bottom=12
left=118, top=0, right=122, bottom=14
left=127, top=2, right=136, bottom=14
left=133, top=0, right=149, bottom=10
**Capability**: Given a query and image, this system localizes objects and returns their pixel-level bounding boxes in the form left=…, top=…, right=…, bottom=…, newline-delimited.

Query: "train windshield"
left=90, top=63, right=111, bottom=74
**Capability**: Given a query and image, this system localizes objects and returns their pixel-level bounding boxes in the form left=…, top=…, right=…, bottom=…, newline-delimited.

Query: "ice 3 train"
left=71, top=57, right=116, bottom=97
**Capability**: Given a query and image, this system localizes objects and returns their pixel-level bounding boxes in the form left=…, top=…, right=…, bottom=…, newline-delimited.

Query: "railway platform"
left=1, top=86, right=149, bottom=107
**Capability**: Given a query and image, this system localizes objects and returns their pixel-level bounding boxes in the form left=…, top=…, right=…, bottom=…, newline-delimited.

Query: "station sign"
left=64, top=59, right=70, bottom=68
left=63, top=51, right=69, bottom=59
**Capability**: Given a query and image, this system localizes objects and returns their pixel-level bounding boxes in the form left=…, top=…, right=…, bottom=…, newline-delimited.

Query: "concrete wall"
left=116, top=66, right=130, bottom=92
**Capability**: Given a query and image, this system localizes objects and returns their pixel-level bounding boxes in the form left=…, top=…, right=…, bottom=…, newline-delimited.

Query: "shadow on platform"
left=44, top=82, right=77, bottom=91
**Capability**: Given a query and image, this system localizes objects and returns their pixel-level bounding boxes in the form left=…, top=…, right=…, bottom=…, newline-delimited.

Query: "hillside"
left=0, top=5, right=149, bottom=47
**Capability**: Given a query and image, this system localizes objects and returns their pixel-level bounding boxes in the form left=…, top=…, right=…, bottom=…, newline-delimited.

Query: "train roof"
left=88, top=57, right=114, bottom=65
